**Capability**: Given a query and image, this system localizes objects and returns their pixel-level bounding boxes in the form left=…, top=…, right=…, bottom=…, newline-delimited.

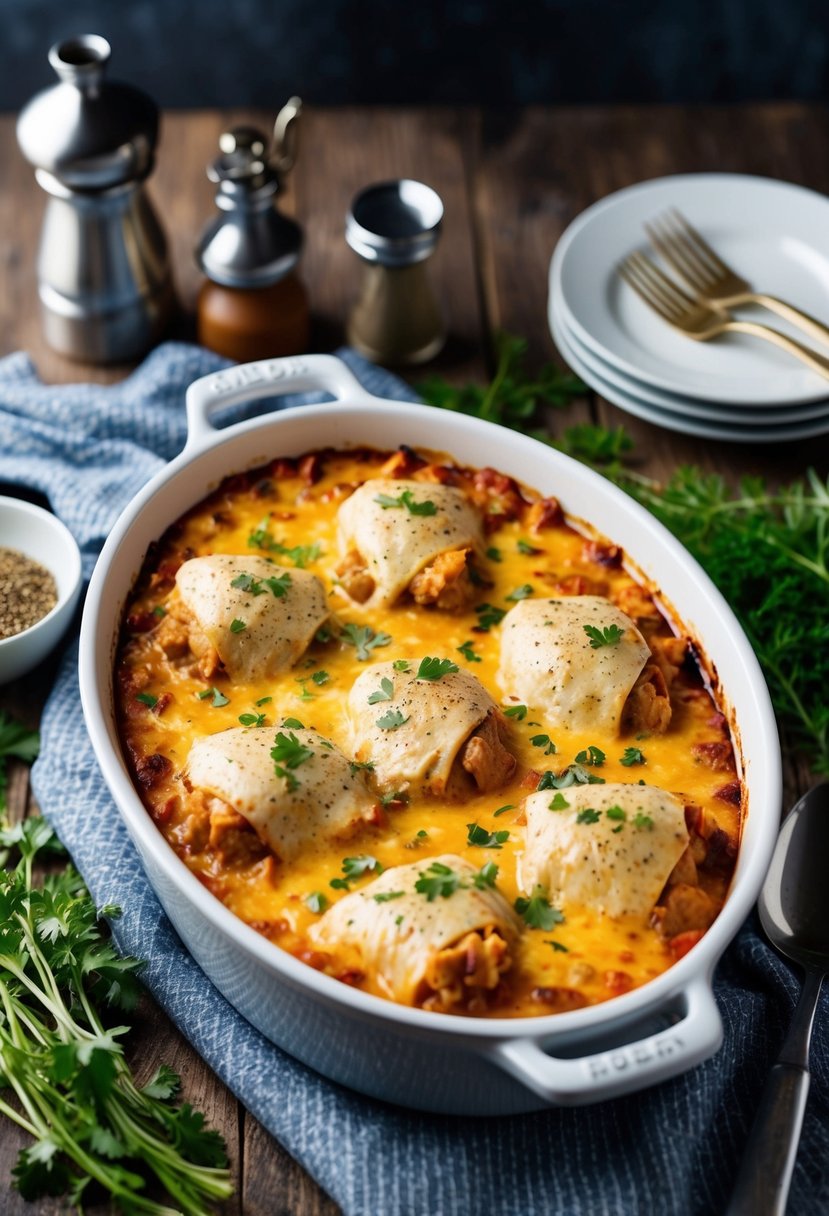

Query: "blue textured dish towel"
left=0, top=341, right=826, bottom=1216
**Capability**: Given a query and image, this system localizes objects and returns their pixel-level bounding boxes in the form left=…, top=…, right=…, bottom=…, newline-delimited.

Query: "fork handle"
left=725, top=293, right=829, bottom=351
left=724, top=319, right=829, bottom=381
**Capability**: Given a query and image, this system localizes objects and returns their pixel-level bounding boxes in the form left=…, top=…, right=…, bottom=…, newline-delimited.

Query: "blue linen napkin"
left=0, top=340, right=826, bottom=1216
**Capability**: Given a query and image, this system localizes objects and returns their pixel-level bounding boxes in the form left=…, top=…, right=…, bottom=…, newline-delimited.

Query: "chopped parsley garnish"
left=281, top=716, right=304, bottom=729
left=135, top=692, right=158, bottom=708
left=576, top=808, right=601, bottom=825
left=416, top=656, right=459, bottom=680
left=311, top=670, right=330, bottom=686
left=305, top=891, right=328, bottom=914
left=367, top=677, right=395, bottom=704
left=606, top=804, right=626, bottom=821
left=475, top=602, right=506, bottom=631
left=349, top=760, right=376, bottom=775
left=230, top=572, right=267, bottom=596
left=517, top=538, right=539, bottom=555
left=229, top=618, right=247, bottom=633
left=295, top=679, right=314, bottom=701
left=315, top=625, right=333, bottom=644
left=493, top=804, right=515, bottom=817
left=584, top=622, right=625, bottom=648
left=271, top=730, right=314, bottom=791
left=544, top=939, right=569, bottom=953
left=380, top=789, right=409, bottom=807
left=457, top=640, right=481, bottom=663
left=620, top=746, right=646, bottom=766
left=393, top=659, right=411, bottom=672
left=415, top=861, right=464, bottom=901
left=548, top=793, right=569, bottom=810
left=152, top=604, right=167, bottom=618
left=514, top=887, right=565, bottom=931
left=340, top=623, right=393, bottom=660
left=503, top=704, right=528, bottom=720
left=197, top=686, right=230, bottom=708
left=373, top=891, right=404, bottom=903
left=530, top=733, right=557, bottom=756
left=539, top=763, right=606, bottom=790
left=239, top=712, right=267, bottom=728
left=506, top=584, right=534, bottom=601
left=473, top=861, right=499, bottom=889
left=633, top=813, right=655, bottom=830
left=466, top=822, right=510, bottom=849
left=264, top=572, right=292, bottom=598
left=486, top=546, right=502, bottom=562
left=575, top=745, right=606, bottom=767
left=376, top=708, right=409, bottom=730
left=330, top=855, right=384, bottom=890
left=247, top=514, right=322, bottom=567
left=374, top=489, right=437, bottom=516
left=255, top=695, right=272, bottom=706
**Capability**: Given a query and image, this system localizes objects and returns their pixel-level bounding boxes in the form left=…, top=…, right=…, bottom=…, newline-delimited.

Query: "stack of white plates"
left=548, top=174, right=829, bottom=443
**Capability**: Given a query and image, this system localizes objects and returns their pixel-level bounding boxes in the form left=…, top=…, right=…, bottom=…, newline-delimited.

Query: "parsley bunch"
left=0, top=712, right=232, bottom=1212
left=0, top=812, right=233, bottom=1214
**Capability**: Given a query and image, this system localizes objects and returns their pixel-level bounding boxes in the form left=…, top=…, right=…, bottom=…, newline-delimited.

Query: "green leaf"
left=620, top=747, right=646, bottom=766
left=575, top=745, right=605, bottom=767
left=416, top=656, right=459, bottom=681
left=0, top=713, right=40, bottom=763
left=475, top=602, right=506, bottom=631
left=415, top=861, right=464, bottom=901
left=373, top=890, right=405, bottom=903
left=503, top=704, right=527, bottom=720
left=514, top=886, right=566, bottom=931
left=230, top=617, right=247, bottom=633
left=584, top=623, right=625, bottom=648
left=576, top=808, right=601, bottom=825
left=466, top=822, right=510, bottom=849
left=530, top=733, right=557, bottom=755
left=374, top=489, right=437, bottom=515
left=457, top=640, right=481, bottom=663
left=239, top=712, right=266, bottom=728
left=472, top=861, right=499, bottom=889
left=493, top=804, right=515, bottom=817
left=305, top=891, right=328, bottom=914
left=340, top=623, right=393, bottom=660
left=135, top=692, right=158, bottom=708
left=548, top=793, right=569, bottom=810
left=376, top=708, right=409, bottom=730
left=506, top=584, right=534, bottom=602
left=367, top=677, right=395, bottom=704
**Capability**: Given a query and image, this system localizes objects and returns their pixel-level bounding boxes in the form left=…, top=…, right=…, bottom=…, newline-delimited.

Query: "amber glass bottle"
left=195, top=110, right=309, bottom=361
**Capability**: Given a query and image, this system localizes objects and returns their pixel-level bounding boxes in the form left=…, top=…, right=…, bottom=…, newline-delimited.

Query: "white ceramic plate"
left=550, top=174, right=829, bottom=406
left=555, top=307, right=829, bottom=425
left=552, top=310, right=829, bottom=443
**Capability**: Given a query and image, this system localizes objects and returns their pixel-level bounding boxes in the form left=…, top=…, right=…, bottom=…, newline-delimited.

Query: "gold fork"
left=618, top=251, right=829, bottom=381
left=645, top=208, right=829, bottom=349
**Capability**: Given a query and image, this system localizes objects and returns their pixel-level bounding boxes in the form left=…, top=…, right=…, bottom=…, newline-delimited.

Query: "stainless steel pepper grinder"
left=16, top=35, right=174, bottom=363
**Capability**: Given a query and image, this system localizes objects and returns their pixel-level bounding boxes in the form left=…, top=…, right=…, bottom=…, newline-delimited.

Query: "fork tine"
left=670, top=208, right=731, bottom=276
left=619, top=256, right=680, bottom=322
left=646, top=218, right=711, bottom=292
left=625, top=259, right=681, bottom=319
left=628, top=250, right=696, bottom=313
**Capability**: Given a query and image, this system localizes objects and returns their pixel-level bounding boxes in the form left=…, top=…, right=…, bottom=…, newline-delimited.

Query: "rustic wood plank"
left=470, top=107, right=595, bottom=429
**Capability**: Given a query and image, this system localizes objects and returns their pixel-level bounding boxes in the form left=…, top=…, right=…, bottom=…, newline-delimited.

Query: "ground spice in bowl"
left=0, top=546, right=58, bottom=640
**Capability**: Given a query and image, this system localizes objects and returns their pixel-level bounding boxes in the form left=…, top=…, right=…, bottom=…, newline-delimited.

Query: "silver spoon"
left=727, top=782, right=829, bottom=1215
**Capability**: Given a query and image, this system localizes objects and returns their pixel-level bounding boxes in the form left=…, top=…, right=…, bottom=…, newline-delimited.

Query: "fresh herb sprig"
left=0, top=722, right=233, bottom=1214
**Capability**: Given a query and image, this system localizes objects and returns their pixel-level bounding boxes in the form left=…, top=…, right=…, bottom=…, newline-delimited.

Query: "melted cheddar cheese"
left=116, top=447, right=742, bottom=1019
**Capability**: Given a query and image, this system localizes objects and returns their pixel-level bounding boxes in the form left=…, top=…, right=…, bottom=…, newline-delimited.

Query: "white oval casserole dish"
left=78, top=355, right=781, bottom=1116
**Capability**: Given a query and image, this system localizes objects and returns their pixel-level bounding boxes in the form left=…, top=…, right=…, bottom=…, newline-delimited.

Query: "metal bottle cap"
left=16, top=35, right=159, bottom=190
left=196, top=111, right=304, bottom=289
left=346, top=180, right=444, bottom=267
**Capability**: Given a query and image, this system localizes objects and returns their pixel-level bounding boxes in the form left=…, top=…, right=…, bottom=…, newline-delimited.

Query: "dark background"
left=1, top=0, right=826, bottom=110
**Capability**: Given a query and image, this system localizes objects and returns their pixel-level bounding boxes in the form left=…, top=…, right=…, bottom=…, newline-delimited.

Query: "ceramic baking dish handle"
left=493, top=978, right=721, bottom=1106
left=184, top=355, right=380, bottom=451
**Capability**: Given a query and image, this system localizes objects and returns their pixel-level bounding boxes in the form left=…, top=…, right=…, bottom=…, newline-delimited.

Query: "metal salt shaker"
left=16, top=35, right=173, bottom=362
left=346, top=180, right=445, bottom=365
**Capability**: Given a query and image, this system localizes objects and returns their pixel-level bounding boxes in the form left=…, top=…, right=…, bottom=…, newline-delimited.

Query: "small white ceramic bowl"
left=0, top=496, right=82, bottom=684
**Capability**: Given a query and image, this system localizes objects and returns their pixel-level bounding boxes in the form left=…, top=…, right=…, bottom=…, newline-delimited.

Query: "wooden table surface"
left=1, top=103, right=827, bottom=1215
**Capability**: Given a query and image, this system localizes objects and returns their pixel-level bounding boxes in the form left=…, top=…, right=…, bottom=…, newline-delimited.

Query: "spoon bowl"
left=759, top=784, right=829, bottom=972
